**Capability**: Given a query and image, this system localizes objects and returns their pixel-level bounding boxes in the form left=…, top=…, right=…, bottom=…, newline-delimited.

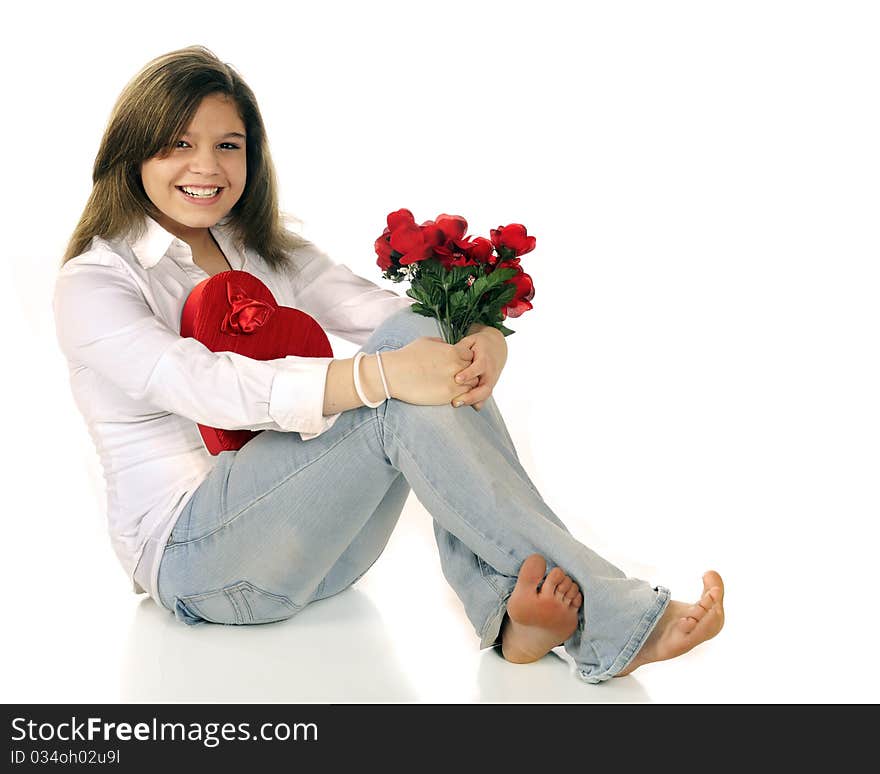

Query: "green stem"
left=432, top=304, right=449, bottom=344
left=443, top=282, right=452, bottom=344
left=461, top=307, right=477, bottom=337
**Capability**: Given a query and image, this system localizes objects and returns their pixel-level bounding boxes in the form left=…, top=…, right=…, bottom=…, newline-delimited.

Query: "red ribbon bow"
left=220, top=281, right=275, bottom=335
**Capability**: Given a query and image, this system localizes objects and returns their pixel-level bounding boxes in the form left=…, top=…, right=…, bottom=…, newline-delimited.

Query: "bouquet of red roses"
left=374, top=208, right=536, bottom=345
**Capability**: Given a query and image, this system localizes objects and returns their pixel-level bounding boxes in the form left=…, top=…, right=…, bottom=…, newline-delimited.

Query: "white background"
left=1, top=0, right=877, bottom=703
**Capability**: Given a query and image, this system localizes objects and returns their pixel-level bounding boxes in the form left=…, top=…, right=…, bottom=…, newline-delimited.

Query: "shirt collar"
left=128, top=215, right=243, bottom=270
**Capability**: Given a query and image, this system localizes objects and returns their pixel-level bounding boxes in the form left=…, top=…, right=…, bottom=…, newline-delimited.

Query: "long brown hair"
left=62, top=45, right=308, bottom=269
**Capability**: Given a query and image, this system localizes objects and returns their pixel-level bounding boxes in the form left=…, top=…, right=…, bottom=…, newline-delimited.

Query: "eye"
left=174, top=140, right=240, bottom=150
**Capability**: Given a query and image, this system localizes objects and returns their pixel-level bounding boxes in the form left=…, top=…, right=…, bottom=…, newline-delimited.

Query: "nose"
left=187, top=145, right=222, bottom=176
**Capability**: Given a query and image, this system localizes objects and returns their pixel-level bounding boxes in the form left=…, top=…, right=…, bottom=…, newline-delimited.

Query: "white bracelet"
left=353, top=351, right=391, bottom=408
left=375, top=350, right=391, bottom=400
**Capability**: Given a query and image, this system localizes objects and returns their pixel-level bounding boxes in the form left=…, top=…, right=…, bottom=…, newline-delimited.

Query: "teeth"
left=180, top=186, right=221, bottom=198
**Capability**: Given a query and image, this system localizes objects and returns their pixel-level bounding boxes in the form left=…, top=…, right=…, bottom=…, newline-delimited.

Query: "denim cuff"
left=578, top=584, right=671, bottom=684
left=478, top=594, right=511, bottom=649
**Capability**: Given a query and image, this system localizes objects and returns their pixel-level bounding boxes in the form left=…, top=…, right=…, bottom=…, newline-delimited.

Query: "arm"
left=322, top=351, right=401, bottom=415
left=53, top=261, right=341, bottom=437
left=290, top=243, right=417, bottom=346
left=287, top=243, right=487, bottom=413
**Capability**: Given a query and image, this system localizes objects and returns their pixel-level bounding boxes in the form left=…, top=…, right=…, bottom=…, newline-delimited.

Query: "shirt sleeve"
left=288, top=242, right=418, bottom=345
left=53, top=260, right=340, bottom=438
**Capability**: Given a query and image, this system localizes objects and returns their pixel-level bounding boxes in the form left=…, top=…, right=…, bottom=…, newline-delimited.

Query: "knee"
left=365, top=306, right=443, bottom=352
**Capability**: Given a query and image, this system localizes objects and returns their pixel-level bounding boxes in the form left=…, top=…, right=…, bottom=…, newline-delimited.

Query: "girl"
left=53, top=45, right=724, bottom=684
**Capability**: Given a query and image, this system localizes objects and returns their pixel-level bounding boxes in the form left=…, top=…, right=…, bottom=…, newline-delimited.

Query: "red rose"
left=467, top=236, right=495, bottom=265
left=435, top=237, right=488, bottom=270
left=419, top=222, right=447, bottom=249
left=387, top=208, right=417, bottom=231
left=433, top=214, right=468, bottom=242
left=498, top=260, right=534, bottom=318
left=490, top=224, right=536, bottom=258
left=374, top=232, right=394, bottom=271
left=384, top=209, right=449, bottom=266
left=389, top=222, right=434, bottom=265
left=426, top=213, right=472, bottom=270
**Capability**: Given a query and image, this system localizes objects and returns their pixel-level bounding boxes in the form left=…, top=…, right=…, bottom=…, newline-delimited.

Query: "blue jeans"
left=157, top=306, right=669, bottom=683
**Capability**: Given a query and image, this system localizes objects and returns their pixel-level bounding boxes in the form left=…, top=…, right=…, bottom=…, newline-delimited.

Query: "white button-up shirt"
left=52, top=215, right=415, bottom=606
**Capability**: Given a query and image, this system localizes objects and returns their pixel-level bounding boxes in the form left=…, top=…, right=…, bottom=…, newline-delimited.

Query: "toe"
left=697, top=589, right=715, bottom=613
left=706, top=586, right=723, bottom=610
left=685, top=591, right=714, bottom=622
left=564, top=582, right=579, bottom=603
left=702, top=571, right=724, bottom=599
left=541, top=566, right=566, bottom=595
left=518, top=554, right=547, bottom=589
left=556, top=577, right=573, bottom=597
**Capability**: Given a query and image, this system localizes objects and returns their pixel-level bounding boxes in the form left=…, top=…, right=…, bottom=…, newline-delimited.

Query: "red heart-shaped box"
left=180, top=270, right=333, bottom=455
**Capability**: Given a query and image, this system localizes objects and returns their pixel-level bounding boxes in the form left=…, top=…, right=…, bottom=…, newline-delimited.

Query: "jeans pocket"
left=176, top=580, right=300, bottom=625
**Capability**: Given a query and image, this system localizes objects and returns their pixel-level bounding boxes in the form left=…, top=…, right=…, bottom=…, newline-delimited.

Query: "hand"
left=451, top=327, right=508, bottom=410
left=384, top=337, right=479, bottom=406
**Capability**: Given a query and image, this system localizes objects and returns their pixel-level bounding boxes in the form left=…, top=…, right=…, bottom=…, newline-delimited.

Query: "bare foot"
left=500, top=554, right=583, bottom=664
left=615, top=570, right=725, bottom=678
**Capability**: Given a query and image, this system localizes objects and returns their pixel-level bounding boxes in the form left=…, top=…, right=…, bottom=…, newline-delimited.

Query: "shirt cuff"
left=299, top=412, right=342, bottom=442
left=268, top=356, right=341, bottom=437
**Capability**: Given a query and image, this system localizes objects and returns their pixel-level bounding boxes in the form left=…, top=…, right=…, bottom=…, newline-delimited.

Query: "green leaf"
left=466, top=279, right=489, bottom=303
left=489, top=284, right=517, bottom=306
left=486, top=267, right=519, bottom=285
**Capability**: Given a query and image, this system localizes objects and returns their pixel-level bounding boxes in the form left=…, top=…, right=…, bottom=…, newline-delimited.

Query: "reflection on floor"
left=6, top=491, right=747, bottom=704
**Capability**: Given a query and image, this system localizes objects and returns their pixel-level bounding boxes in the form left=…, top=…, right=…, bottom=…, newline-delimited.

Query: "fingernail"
left=455, top=376, right=463, bottom=383
left=454, top=401, right=463, bottom=407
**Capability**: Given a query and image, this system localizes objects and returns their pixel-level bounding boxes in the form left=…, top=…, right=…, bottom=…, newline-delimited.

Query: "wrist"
left=373, top=349, right=400, bottom=400
left=360, top=352, right=394, bottom=404
left=357, top=354, right=382, bottom=405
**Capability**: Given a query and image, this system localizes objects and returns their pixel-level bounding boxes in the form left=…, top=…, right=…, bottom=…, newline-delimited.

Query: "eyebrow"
left=181, top=131, right=247, bottom=140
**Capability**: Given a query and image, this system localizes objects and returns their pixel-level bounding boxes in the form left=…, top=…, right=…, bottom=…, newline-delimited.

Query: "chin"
left=173, top=210, right=226, bottom=228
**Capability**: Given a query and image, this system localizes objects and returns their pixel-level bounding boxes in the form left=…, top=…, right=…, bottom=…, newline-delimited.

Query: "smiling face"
left=140, top=93, right=247, bottom=243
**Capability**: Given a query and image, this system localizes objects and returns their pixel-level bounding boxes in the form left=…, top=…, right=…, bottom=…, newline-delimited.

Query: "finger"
left=456, top=338, right=476, bottom=357
left=455, top=368, right=481, bottom=384
left=457, top=376, right=480, bottom=392
left=454, top=388, right=489, bottom=408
